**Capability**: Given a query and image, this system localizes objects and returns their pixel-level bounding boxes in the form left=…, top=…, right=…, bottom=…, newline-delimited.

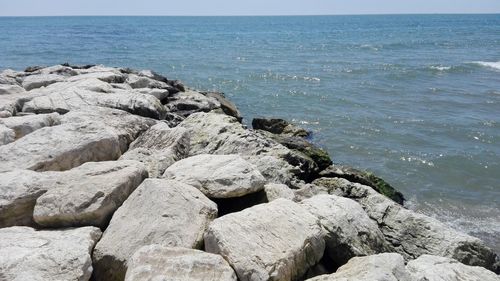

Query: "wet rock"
left=120, top=123, right=190, bottom=177
left=306, top=253, right=413, bottom=281
left=319, top=165, right=405, bottom=204
left=163, top=154, right=265, bottom=198
left=204, top=199, right=325, bottom=281
left=301, top=194, right=392, bottom=266
left=312, top=177, right=498, bottom=271
left=0, top=226, right=101, bottom=281
left=252, top=117, right=309, bottom=137
left=125, top=245, right=237, bottom=281
left=33, top=160, right=148, bottom=228
left=202, top=91, right=242, bottom=122
left=0, top=122, right=122, bottom=172
left=93, top=179, right=217, bottom=281
left=0, top=112, right=60, bottom=140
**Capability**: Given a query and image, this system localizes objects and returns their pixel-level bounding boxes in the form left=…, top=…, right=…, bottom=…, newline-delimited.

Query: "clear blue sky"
left=1, top=0, right=500, bottom=16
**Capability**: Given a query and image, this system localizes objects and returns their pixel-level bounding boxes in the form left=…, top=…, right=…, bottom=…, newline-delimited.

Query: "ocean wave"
left=429, top=65, right=452, bottom=71
left=470, top=61, right=500, bottom=71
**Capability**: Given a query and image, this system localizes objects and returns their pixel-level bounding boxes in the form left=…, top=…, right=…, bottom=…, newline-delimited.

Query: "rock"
left=203, top=91, right=242, bottom=122
left=0, top=112, right=60, bottom=139
left=163, top=154, right=266, bottom=198
left=67, top=70, right=126, bottom=83
left=21, top=73, right=66, bottom=90
left=0, top=122, right=122, bottom=172
left=33, top=64, right=79, bottom=76
left=306, top=253, right=413, bottom=281
left=179, top=112, right=314, bottom=182
left=204, top=198, right=325, bottom=281
left=0, top=84, right=37, bottom=116
left=131, top=88, right=171, bottom=103
left=93, top=179, right=217, bottom=281
left=263, top=183, right=295, bottom=201
left=0, top=124, right=15, bottom=145
left=252, top=118, right=309, bottom=137
left=407, top=255, right=499, bottom=281
left=166, top=89, right=221, bottom=117
left=120, top=123, right=190, bottom=177
left=125, top=245, right=237, bottom=281
left=126, top=73, right=171, bottom=89
left=0, top=69, right=22, bottom=85
left=32, top=160, right=148, bottom=228
left=22, top=80, right=166, bottom=119
left=0, top=226, right=101, bottom=281
left=0, top=170, right=49, bottom=227
left=301, top=194, right=391, bottom=266
left=319, top=165, right=405, bottom=204
left=312, top=177, right=498, bottom=271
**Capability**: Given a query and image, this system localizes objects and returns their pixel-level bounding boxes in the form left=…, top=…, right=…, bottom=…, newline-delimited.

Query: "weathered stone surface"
left=68, top=70, right=125, bottom=83
left=0, top=112, right=60, bottom=139
left=319, top=165, right=405, bottom=204
left=204, top=199, right=325, bottom=281
left=0, top=84, right=37, bottom=116
left=93, top=179, right=217, bottom=281
left=0, top=226, right=101, bottom=281
left=33, top=160, right=148, bottom=228
left=407, top=255, right=499, bottom=281
left=0, top=170, right=49, bottom=227
left=126, top=73, right=171, bottom=89
left=0, top=122, right=122, bottom=172
left=120, top=122, right=190, bottom=177
left=0, top=69, right=22, bottom=85
left=125, top=245, right=237, bottom=281
left=0, top=124, right=15, bottom=145
left=166, top=89, right=220, bottom=117
left=306, top=253, right=413, bottom=281
left=312, top=177, right=498, bottom=271
left=301, top=194, right=392, bottom=266
left=252, top=118, right=309, bottom=137
left=22, top=73, right=66, bottom=90
left=264, top=183, right=295, bottom=201
left=203, top=91, right=242, bottom=122
left=163, top=154, right=266, bottom=198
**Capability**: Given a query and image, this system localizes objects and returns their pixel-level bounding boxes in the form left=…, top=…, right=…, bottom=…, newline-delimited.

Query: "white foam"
left=429, top=65, right=451, bottom=71
left=472, top=61, right=500, bottom=71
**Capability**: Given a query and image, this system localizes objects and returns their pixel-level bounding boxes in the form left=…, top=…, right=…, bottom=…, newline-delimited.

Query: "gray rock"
left=126, top=73, right=171, bottom=89
left=67, top=70, right=125, bottom=83
left=32, top=160, right=148, bottom=228
left=0, top=124, right=15, bottom=145
left=203, top=91, right=242, bottom=122
left=93, top=179, right=217, bottom=281
left=263, top=183, right=295, bottom=201
left=312, top=177, right=498, bottom=271
left=163, top=154, right=266, bottom=198
left=301, top=194, right=392, bottom=265
left=0, top=122, right=122, bottom=172
left=166, top=89, right=220, bottom=117
left=0, top=112, right=60, bottom=139
left=22, top=73, right=66, bottom=90
left=125, top=245, right=237, bottom=281
left=406, top=255, right=500, bottom=281
left=306, top=253, right=413, bottom=281
left=0, top=84, right=37, bottom=116
left=0, top=69, right=22, bottom=85
left=204, top=198, right=325, bottom=281
left=252, top=117, right=309, bottom=137
left=0, top=226, right=101, bottom=281
left=120, top=123, right=190, bottom=177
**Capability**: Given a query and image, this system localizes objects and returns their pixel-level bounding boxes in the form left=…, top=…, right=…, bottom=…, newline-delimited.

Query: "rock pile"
left=0, top=64, right=498, bottom=281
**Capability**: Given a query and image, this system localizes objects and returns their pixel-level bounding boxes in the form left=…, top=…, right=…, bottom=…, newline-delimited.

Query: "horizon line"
left=1, top=12, right=500, bottom=17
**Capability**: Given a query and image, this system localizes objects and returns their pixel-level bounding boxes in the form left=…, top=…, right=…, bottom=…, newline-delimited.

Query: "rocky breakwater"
left=0, top=64, right=498, bottom=281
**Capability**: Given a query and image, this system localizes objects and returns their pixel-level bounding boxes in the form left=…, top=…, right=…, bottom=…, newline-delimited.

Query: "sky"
left=1, top=0, right=500, bottom=16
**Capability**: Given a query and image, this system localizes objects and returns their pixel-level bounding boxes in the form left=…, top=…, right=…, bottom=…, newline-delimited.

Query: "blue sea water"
left=0, top=15, right=499, bottom=251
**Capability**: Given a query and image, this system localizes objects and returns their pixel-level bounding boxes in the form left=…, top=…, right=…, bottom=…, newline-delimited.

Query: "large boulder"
left=0, top=124, right=15, bottom=145
left=125, top=245, right=237, bottom=281
left=163, top=154, right=266, bottom=198
left=21, top=73, right=66, bottom=90
left=0, top=122, right=122, bottom=172
left=33, top=160, right=148, bottom=228
left=0, top=84, right=39, bottom=117
left=311, top=177, right=498, bottom=271
left=407, top=255, right=499, bottom=281
left=319, top=165, right=405, bottom=204
left=252, top=118, right=309, bottom=137
left=306, top=253, right=413, bottom=281
left=204, top=199, right=325, bottom=281
left=93, top=179, right=218, bottom=281
left=0, top=112, right=60, bottom=139
left=166, top=89, right=220, bottom=117
left=301, top=194, right=392, bottom=266
left=120, top=122, right=190, bottom=177
left=203, top=91, right=242, bottom=122
left=0, top=226, right=101, bottom=281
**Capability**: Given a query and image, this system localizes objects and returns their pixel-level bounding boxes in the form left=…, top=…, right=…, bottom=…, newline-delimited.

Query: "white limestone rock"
left=125, top=245, right=237, bottom=281
left=0, top=112, right=60, bottom=139
left=264, top=183, right=295, bottom=201
left=163, top=154, right=266, bottom=198
left=21, top=73, right=66, bottom=90
left=0, top=226, right=101, bottom=281
left=120, top=122, right=190, bottom=177
left=93, top=179, right=218, bottom=281
left=0, top=124, right=15, bottom=145
left=204, top=199, right=325, bottom=281
left=33, top=160, right=148, bottom=228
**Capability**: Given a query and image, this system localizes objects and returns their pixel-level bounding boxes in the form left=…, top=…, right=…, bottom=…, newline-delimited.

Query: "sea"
left=0, top=15, right=499, bottom=252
